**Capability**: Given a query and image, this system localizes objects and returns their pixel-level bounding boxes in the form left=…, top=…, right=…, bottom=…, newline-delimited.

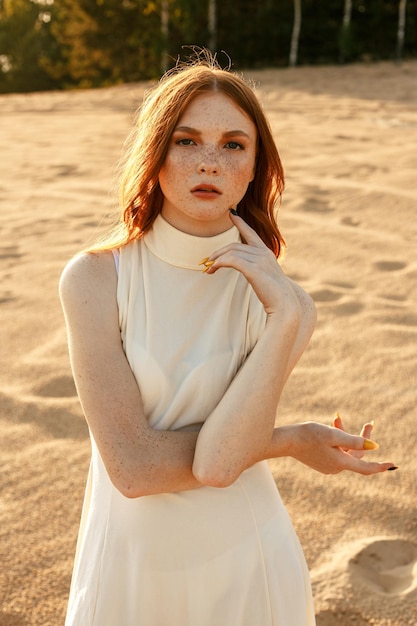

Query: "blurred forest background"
left=0, top=0, right=416, bottom=94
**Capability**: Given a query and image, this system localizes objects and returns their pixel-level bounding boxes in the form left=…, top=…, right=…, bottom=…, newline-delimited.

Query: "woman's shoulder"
left=59, top=250, right=117, bottom=308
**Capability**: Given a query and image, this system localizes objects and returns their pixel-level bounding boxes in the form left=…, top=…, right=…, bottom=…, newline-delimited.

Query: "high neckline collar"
left=144, top=214, right=241, bottom=270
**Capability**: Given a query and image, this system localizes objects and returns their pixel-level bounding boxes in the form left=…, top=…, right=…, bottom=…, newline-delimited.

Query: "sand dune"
left=1, top=61, right=416, bottom=625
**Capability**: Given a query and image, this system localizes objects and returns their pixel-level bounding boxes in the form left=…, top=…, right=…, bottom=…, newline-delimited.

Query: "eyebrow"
left=173, top=125, right=251, bottom=139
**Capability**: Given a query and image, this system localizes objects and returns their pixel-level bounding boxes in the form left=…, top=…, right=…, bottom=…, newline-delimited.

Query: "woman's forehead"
left=177, top=92, right=257, bottom=136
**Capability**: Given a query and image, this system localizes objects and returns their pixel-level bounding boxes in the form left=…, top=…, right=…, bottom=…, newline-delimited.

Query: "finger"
left=349, top=422, right=374, bottom=459
left=333, top=412, right=344, bottom=430
left=228, top=210, right=267, bottom=249
left=203, top=244, right=280, bottom=282
left=328, top=414, right=378, bottom=451
left=206, top=242, right=261, bottom=263
left=359, top=420, right=374, bottom=438
left=333, top=413, right=354, bottom=453
left=332, top=430, right=380, bottom=453
left=339, top=455, right=397, bottom=476
left=333, top=414, right=374, bottom=440
left=201, top=246, right=261, bottom=274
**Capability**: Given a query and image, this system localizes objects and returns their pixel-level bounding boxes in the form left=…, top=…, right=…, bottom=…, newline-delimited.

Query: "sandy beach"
left=0, top=60, right=416, bottom=625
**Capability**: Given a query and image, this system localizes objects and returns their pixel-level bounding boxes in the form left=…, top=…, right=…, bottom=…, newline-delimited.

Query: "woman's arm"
left=193, top=213, right=395, bottom=483
left=192, top=213, right=317, bottom=486
left=60, top=225, right=394, bottom=500
left=266, top=418, right=395, bottom=475
left=60, top=251, right=203, bottom=498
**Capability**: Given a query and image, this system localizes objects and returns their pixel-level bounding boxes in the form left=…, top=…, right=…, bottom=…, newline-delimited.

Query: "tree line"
left=0, top=0, right=416, bottom=94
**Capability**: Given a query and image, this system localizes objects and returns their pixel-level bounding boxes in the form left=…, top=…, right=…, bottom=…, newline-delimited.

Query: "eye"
left=225, top=141, right=244, bottom=150
left=176, top=138, right=196, bottom=146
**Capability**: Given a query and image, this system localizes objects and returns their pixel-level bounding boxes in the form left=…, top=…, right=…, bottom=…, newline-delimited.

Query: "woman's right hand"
left=272, top=421, right=396, bottom=475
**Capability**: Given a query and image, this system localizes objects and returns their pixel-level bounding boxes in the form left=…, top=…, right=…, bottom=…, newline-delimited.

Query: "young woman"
left=60, top=52, right=395, bottom=626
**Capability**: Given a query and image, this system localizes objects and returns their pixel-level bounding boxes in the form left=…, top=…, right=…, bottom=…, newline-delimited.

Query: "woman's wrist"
left=265, top=424, right=301, bottom=460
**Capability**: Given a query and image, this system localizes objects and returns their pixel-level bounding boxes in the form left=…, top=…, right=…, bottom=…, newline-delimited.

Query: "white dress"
left=65, top=215, right=316, bottom=626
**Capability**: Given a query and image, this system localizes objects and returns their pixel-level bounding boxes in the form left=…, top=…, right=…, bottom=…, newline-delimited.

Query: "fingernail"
left=201, top=261, right=214, bottom=273
left=387, top=466, right=399, bottom=471
left=335, top=411, right=341, bottom=420
left=369, top=420, right=375, bottom=427
left=230, top=208, right=238, bottom=216
left=363, top=439, right=379, bottom=451
left=199, top=259, right=215, bottom=271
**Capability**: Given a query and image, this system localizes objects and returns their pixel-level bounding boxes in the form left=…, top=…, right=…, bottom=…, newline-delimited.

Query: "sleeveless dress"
left=65, top=215, right=316, bottom=626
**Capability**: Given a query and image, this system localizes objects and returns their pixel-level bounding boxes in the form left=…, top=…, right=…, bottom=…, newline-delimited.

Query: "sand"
left=0, top=60, right=416, bottom=625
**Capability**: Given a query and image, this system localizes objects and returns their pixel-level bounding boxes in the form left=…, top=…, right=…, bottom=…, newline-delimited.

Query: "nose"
left=197, top=146, right=219, bottom=175
left=198, top=163, right=218, bottom=174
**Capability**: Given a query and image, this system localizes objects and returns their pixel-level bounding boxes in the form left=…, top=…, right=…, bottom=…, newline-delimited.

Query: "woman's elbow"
left=111, top=476, right=147, bottom=499
left=108, top=463, right=156, bottom=499
left=192, top=460, right=238, bottom=489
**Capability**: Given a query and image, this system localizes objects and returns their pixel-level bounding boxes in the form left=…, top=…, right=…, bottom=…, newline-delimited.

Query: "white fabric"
left=65, top=214, right=316, bottom=625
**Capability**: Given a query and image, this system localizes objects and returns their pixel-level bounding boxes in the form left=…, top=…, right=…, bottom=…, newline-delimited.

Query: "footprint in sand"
left=327, top=280, right=355, bottom=290
left=0, top=245, right=23, bottom=261
left=32, top=374, right=77, bottom=399
left=349, top=538, right=417, bottom=596
left=0, top=287, right=18, bottom=304
left=332, top=300, right=364, bottom=316
left=302, top=195, right=333, bottom=214
left=316, top=608, right=368, bottom=626
left=311, top=284, right=364, bottom=316
left=52, top=163, right=81, bottom=177
left=340, top=215, right=361, bottom=227
left=373, top=260, right=407, bottom=272
left=310, top=288, right=343, bottom=303
left=311, top=281, right=357, bottom=302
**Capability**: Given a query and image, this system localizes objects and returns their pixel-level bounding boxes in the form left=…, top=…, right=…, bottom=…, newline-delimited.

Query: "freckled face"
left=159, top=91, right=257, bottom=236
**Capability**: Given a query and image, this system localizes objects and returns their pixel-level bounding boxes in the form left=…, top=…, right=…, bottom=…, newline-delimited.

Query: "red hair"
left=93, top=51, right=285, bottom=257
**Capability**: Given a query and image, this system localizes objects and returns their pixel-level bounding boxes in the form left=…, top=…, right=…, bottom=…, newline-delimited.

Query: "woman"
left=60, top=53, right=395, bottom=626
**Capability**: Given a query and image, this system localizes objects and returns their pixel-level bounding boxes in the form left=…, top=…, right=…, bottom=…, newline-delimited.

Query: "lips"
left=191, top=184, right=222, bottom=194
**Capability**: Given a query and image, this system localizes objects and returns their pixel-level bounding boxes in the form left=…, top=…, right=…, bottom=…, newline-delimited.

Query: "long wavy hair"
left=93, top=51, right=285, bottom=257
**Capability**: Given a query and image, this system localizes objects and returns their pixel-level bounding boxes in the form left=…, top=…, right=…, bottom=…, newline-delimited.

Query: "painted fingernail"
left=230, top=208, right=238, bottom=216
left=363, top=439, right=379, bottom=451
left=199, top=258, right=215, bottom=269
left=387, top=466, right=399, bottom=471
left=201, top=262, right=214, bottom=273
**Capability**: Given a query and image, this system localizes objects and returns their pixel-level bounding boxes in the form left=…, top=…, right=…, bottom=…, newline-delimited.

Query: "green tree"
left=46, top=0, right=164, bottom=87
left=1, top=0, right=416, bottom=94
left=0, top=0, right=60, bottom=93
